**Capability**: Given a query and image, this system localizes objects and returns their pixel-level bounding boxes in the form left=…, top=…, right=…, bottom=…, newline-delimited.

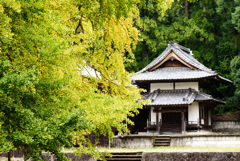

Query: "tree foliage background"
left=125, top=0, right=240, bottom=114
left=0, top=0, right=173, bottom=160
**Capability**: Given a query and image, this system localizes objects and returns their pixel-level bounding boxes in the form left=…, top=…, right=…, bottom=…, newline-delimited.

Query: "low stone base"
left=15, top=152, right=240, bottom=161
left=170, top=135, right=240, bottom=147
left=112, top=134, right=240, bottom=148
left=213, top=121, right=240, bottom=132
left=112, top=135, right=153, bottom=148
left=29, top=153, right=95, bottom=161
left=142, top=152, right=240, bottom=161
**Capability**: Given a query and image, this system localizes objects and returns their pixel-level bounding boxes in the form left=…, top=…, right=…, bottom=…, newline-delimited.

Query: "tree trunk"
left=203, top=0, right=206, bottom=11
left=185, top=2, right=188, bottom=19
left=8, top=151, right=11, bottom=161
left=203, top=5, right=206, bottom=11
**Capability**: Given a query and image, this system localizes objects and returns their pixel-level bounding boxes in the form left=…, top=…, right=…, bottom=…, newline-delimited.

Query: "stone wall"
left=112, top=135, right=153, bottom=148
left=29, top=153, right=96, bottom=161
left=112, top=135, right=240, bottom=148
left=142, top=152, right=240, bottom=161
left=20, top=152, right=240, bottom=161
left=170, top=135, right=240, bottom=147
left=213, top=121, right=240, bottom=132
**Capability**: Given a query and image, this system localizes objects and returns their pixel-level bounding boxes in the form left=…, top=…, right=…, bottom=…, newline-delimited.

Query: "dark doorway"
left=134, top=107, right=149, bottom=132
left=161, top=112, right=181, bottom=133
left=162, top=112, right=181, bottom=124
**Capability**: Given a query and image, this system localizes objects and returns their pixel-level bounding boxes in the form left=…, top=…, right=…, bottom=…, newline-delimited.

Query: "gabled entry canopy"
left=142, top=88, right=225, bottom=107
left=132, top=41, right=232, bottom=84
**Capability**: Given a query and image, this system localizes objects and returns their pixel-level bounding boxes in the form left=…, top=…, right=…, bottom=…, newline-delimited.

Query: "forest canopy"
left=125, top=0, right=240, bottom=114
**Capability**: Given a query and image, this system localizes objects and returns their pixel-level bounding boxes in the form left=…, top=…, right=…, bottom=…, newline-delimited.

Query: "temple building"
left=130, top=41, right=232, bottom=135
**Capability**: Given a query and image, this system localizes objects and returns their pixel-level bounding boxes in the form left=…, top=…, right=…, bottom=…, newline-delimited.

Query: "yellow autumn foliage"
left=0, top=0, right=173, bottom=159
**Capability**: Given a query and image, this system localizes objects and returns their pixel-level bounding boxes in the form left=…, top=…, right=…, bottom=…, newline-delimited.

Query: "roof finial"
left=169, top=40, right=175, bottom=46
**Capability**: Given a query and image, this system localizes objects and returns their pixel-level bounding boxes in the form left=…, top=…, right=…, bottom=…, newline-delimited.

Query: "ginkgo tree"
left=0, top=0, right=173, bottom=160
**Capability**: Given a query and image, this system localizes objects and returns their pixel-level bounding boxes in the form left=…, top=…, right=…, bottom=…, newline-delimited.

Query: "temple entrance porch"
left=143, top=106, right=188, bottom=135
left=127, top=101, right=218, bottom=136
left=161, top=112, right=182, bottom=134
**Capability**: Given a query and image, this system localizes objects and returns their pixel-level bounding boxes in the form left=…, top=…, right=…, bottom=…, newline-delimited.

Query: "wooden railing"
left=185, top=118, right=202, bottom=132
left=147, top=120, right=157, bottom=126
left=146, top=119, right=162, bottom=133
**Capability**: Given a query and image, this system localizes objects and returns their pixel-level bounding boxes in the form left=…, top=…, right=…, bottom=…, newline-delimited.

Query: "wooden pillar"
left=205, top=106, right=209, bottom=130
left=156, top=109, right=159, bottom=135
left=181, top=111, right=185, bottom=135
left=149, top=108, right=151, bottom=122
left=199, top=102, right=203, bottom=127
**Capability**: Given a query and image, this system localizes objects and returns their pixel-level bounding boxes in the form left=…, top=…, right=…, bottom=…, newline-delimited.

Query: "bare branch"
left=90, top=20, right=94, bottom=31
left=93, top=66, right=100, bottom=80
left=75, top=17, right=84, bottom=34
left=91, top=66, right=119, bottom=86
left=82, top=66, right=92, bottom=77
left=224, top=54, right=233, bottom=60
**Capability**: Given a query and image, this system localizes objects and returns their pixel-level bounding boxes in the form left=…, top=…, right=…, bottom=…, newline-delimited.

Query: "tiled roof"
left=133, top=41, right=232, bottom=83
left=131, top=67, right=216, bottom=81
left=142, top=88, right=225, bottom=106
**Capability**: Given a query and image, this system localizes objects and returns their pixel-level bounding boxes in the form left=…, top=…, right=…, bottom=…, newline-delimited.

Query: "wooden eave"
left=196, top=100, right=226, bottom=105
left=213, top=76, right=232, bottom=85
left=134, top=78, right=204, bottom=85
left=144, top=104, right=189, bottom=108
left=134, top=75, right=231, bottom=85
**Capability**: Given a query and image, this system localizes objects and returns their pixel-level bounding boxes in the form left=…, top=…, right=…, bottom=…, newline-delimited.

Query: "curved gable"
left=149, top=51, right=197, bottom=71
left=136, top=41, right=214, bottom=74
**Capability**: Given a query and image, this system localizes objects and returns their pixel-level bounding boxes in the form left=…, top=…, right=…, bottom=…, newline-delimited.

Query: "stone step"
left=105, top=155, right=142, bottom=158
left=161, top=126, right=181, bottom=128
left=156, top=135, right=170, bottom=137
left=187, top=130, right=198, bottom=132
left=98, top=158, right=142, bottom=161
left=154, top=135, right=171, bottom=147
left=155, top=137, right=170, bottom=139
left=160, top=132, right=181, bottom=135
left=161, top=127, right=181, bottom=129
left=161, top=127, right=181, bottom=130
left=99, top=152, right=143, bottom=161
left=155, top=140, right=170, bottom=143
left=154, top=143, right=170, bottom=146
left=110, top=152, right=142, bottom=155
left=160, top=130, right=181, bottom=132
left=161, top=127, right=181, bottom=128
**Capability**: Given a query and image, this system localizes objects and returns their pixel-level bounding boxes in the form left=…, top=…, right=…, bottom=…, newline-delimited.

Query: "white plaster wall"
left=150, top=83, right=173, bottom=92
left=175, top=82, right=199, bottom=91
left=208, top=110, right=211, bottom=125
left=188, top=102, right=199, bottom=122
left=151, top=107, right=161, bottom=122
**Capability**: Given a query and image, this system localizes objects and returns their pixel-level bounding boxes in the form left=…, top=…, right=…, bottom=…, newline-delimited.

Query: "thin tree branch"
left=224, top=54, right=233, bottom=60
left=90, top=20, right=94, bottom=31
left=75, top=17, right=84, bottom=35
left=91, top=66, right=118, bottom=86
